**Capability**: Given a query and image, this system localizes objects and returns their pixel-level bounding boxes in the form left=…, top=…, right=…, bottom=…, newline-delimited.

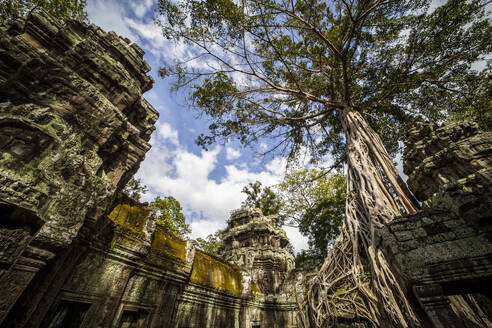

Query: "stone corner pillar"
left=413, top=284, right=464, bottom=328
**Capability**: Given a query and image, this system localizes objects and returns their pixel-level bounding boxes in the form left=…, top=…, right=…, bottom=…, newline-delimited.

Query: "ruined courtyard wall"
left=379, top=121, right=492, bottom=327
left=0, top=10, right=158, bottom=325
left=6, top=204, right=298, bottom=328
left=0, top=11, right=297, bottom=327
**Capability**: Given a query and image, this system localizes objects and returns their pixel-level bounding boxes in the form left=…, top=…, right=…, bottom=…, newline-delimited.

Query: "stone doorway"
left=45, top=300, right=91, bottom=328
left=114, top=306, right=151, bottom=328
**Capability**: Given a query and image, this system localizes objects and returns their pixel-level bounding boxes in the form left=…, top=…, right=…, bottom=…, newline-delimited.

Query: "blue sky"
left=86, top=0, right=310, bottom=251
left=86, top=0, right=488, bottom=253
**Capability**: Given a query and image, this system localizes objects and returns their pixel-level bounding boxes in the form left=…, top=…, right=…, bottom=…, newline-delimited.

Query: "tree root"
left=296, top=109, right=421, bottom=327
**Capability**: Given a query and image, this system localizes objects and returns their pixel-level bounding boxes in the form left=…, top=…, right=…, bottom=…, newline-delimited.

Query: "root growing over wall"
left=297, top=109, right=421, bottom=327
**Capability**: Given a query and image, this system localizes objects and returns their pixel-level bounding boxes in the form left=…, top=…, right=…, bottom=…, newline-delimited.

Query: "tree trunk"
left=301, top=107, right=421, bottom=327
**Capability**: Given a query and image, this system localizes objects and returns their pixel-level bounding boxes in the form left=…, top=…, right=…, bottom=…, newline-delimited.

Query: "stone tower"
left=0, top=10, right=158, bottom=326
left=222, top=208, right=295, bottom=295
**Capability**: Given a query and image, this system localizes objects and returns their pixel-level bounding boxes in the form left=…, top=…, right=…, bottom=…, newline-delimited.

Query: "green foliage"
left=294, top=249, right=324, bottom=271
left=280, top=170, right=346, bottom=258
left=241, top=180, right=284, bottom=216
left=194, top=230, right=224, bottom=255
left=360, top=270, right=371, bottom=282
left=120, top=178, right=148, bottom=203
left=0, top=0, right=87, bottom=24
left=447, top=63, right=492, bottom=131
left=157, top=0, right=492, bottom=161
left=150, top=196, right=191, bottom=236
left=240, top=172, right=345, bottom=260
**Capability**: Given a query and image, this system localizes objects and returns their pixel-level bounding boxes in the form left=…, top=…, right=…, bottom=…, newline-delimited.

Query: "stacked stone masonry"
left=0, top=9, right=159, bottom=326
left=0, top=11, right=298, bottom=328
left=380, top=121, right=492, bottom=328
left=222, top=208, right=296, bottom=296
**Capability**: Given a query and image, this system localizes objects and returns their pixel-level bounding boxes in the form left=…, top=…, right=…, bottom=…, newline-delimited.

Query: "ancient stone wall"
left=0, top=11, right=299, bottom=328
left=2, top=204, right=298, bottom=328
left=0, top=10, right=158, bottom=325
left=380, top=121, right=492, bottom=328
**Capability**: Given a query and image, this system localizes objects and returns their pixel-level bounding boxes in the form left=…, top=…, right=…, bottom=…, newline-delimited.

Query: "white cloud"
left=265, top=156, right=288, bottom=176
left=225, top=147, right=241, bottom=161
left=125, top=18, right=166, bottom=48
left=283, top=226, right=309, bottom=254
left=189, top=219, right=226, bottom=240
left=135, top=129, right=310, bottom=251
left=129, top=0, right=154, bottom=18
left=125, top=17, right=222, bottom=72
left=429, top=0, right=492, bottom=14
left=155, top=121, right=179, bottom=145
left=87, top=0, right=138, bottom=41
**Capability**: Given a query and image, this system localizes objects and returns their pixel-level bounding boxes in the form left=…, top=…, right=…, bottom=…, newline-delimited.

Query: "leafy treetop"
left=194, top=230, right=225, bottom=255
left=279, top=169, right=346, bottom=258
left=157, top=0, right=491, bottom=161
left=150, top=196, right=191, bottom=236
left=1, top=0, right=88, bottom=24
left=241, top=180, right=284, bottom=216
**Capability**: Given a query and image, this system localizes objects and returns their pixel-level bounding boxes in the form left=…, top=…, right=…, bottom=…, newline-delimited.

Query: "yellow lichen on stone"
left=151, top=225, right=187, bottom=261
left=249, top=281, right=259, bottom=297
left=108, top=204, right=151, bottom=235
left=190, top=250, right=243, bottom=296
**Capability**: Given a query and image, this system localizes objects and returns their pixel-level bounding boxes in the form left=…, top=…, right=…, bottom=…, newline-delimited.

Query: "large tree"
left=156, top=0, right=492, bottom=326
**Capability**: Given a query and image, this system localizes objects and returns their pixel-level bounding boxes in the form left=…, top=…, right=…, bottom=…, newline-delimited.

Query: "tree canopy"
left=157, top=0, right=491, bottom=162
left=447, top=62, right=492, bottom=131
left=0, top=0, right=87, bottom=24
left=194, top=230, right=225, bottom=255
left=150, top=196, right=191, bottom=236
left=241, top=180, right=283, bottom=216
left=279, top=169, right=346, bottom=258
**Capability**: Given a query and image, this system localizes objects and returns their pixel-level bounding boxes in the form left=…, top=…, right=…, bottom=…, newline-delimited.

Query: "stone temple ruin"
left=222, top=208, right=295, bottom=296
left=380, top=121, right=492, bottom=327
left=1, top=10, right=492, bottom=328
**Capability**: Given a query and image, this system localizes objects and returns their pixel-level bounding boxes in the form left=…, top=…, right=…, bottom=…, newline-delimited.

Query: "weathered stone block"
left=413, top=227, right=428, bottom=238
left=394, top=230, right=414, bottom=242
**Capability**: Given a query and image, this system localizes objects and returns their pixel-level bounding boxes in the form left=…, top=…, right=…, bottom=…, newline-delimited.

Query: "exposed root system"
left=297, top=109, right=421, bottom=327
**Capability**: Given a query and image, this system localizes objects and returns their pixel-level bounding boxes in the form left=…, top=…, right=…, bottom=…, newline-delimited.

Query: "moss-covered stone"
left=222, top=208, right=296, bottom=297
left=108, top=204, right=152, bottom=235
left=151, top=225, right=187, bottom=262
left=0, top=9, right=158, bottom=326
left=191, top=250, right=243, bottom=296
left=378, top=121, right=492, bottom=328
